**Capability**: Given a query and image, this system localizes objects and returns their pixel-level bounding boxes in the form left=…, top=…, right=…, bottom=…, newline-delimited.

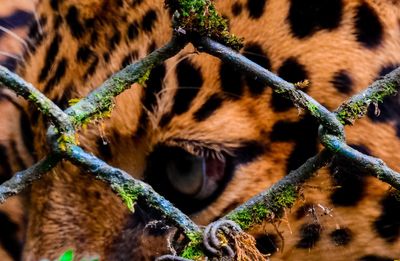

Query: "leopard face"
left=0, top=0, right=400, bottom=260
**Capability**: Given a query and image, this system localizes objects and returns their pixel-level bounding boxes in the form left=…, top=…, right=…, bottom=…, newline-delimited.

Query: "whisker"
left=165, top=52, right=197, bottom=80
left=0, top=25, right=29, bottom=50
left=0, top=51, right=22, bottom=61
left=26, top=0, right=41, bottom=30
left=32, top=9, right=43, bottom=36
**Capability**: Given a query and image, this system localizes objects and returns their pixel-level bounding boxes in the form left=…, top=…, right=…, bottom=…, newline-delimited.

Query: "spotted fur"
left=0, top=0, right=400, bottom=260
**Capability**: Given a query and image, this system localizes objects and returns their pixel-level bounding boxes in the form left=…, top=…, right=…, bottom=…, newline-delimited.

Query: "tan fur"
left=0, top=0, right=400, bottom=260
left=0, top=89, right=34, bottom=261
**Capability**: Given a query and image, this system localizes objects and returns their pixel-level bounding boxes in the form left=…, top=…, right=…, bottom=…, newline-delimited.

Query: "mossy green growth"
left=28, top=93, right=50, bottom=114
left=307, top=102, right=319, bottom=116
left=372, top=82, right=397, bottom=102
left=92, top=107, right=113, bottom=121
left=227, top=202, right=271, bottom=230
left=114, top=184, right=141, bottom=212
left=71, top=113, right=91, bottom=128
left=57, top=133, right=77, bottom=151
left=337, top=82, right=397, bottom=125
left=71, top=99, right=113, bottom=128
left=70, top=69, right=154, bottom=127
left=274, top=88, right=287, bottom=94
left=107, top=76, right=127, bottom=97
left=137, top=68, right=152, bottom=87
left=68, top=98, right=81, bottom=107
left=180, top=232, right=204, bottom=260
left=165, top=0, right=243, bottom=50
left=268, top=185, right=297, bottom=212
left=227, top=185, right=297, bottom=230
left=337, top=100, right=368, bottom=125
left=28, top=93, right=39, bottom=103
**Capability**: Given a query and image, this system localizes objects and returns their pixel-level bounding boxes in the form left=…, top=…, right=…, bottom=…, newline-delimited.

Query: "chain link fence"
left=0, top=0, right=400, bottom=260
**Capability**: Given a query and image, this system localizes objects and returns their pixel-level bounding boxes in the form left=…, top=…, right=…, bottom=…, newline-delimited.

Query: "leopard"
left=0, top=0, right=400, bottom=260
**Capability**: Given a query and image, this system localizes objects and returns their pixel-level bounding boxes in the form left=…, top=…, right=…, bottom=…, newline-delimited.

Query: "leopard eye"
left=165, top=152, right=205, bottom=196
left=145, top=145, right=229, bottom=213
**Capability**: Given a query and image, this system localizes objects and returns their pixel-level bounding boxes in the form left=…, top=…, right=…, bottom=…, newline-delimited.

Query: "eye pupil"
left=166, top=155, right=204, bottom=196
left=177, top=157, right=193, bottom=174
left=144, top=145, right=230, bottom=213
